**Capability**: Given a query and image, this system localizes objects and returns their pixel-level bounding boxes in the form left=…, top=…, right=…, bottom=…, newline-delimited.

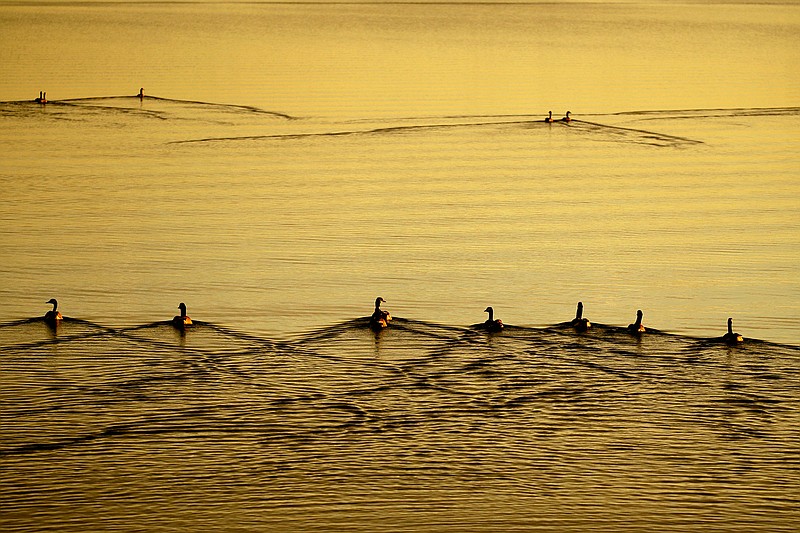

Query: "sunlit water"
left=2, top=317, right=800, bottom=531
left=1, top=1, right=799, bottom=531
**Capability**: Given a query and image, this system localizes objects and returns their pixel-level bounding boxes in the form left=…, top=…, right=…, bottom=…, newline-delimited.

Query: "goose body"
left=172, top=302, right=192, bottom=328
left=628, top=309, right=647, bottom=333
left=480, top=306, right=504, bottom=332
left=44, top=298, right=62, bottom=326
left=571, top=301, right=591, bottom=332
left=369, top=297, right=391, bottom=330
left=722, top=317, right=743, bottom=344
left=627, top=309, right=645, bottom=334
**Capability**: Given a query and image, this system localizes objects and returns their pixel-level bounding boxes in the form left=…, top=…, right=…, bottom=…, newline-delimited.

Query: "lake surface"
left=1, top=1, right=799, bottom=531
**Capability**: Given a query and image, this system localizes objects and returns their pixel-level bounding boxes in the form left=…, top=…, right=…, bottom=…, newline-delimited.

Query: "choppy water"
left=2, top=315, right=800, bottom=531
left=2, top=1, right=800, bottom=531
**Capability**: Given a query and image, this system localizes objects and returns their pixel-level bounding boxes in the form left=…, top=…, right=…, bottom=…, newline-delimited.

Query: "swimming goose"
left=138, top=88, right=144, bottom=99
left=561, top=111, right=572, bottom=122
left=545, top=110, right=554, bottom=123
left=481, top=306, right=504, bottom=332
left=571, top=301, right=591, bottom=332
left=369, top=297, right=391, bottom=330
left=722, top=317, right=743, bottom=344
left=172, top=302, right=192, bottom=328
left=44, top=298, right=63, bottom=326
left=627, top=309, right=645, bottom=333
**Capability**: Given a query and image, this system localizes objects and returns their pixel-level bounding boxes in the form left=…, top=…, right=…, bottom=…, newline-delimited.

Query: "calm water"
left=1, top=1, right=800, bottom=531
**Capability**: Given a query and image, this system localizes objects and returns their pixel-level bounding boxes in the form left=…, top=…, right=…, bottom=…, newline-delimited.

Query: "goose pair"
left=544, top=111, right=571, bottom=123
left=44, top=299, right=192, bottom=329
left=573, top=303, right=642, bottom=334
left=475, top=302, right=620, bottom=334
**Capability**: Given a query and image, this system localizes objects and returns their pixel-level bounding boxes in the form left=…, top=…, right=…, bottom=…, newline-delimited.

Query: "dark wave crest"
left=1, top=307, right=798, bottom=533
left=0, top=94, right=295, bottom=120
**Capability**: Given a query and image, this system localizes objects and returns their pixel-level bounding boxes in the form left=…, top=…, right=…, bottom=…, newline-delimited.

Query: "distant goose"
left=722, top=317, right=743, bottom=344
left=561, top=111, right=572, bottom=122
left=172, top=302, right=192, bottom=328
left=480, top=306, right=504, bottom=332
left=44, top=298, right=63, bottom=326
left=35, top=91, right=47, bottom=104
left=369, top=297, right=392, bottom=331
left=571, top=301, right=591, bottom=332
left=545, top=110, right=554, bottom=123
left=627, top=309, right=646, bottom=334
left=138, top=88, right=144, bottom=99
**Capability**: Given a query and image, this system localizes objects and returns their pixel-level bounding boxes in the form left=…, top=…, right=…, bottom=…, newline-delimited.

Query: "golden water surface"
left=1, top=2, right=800, bottom=531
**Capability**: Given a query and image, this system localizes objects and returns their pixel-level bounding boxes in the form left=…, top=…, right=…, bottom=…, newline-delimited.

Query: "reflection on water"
left=1, top=96, right=798, bottom=343
left=2, top=316, right=799, bottom=531
left=2, top=2, right=800, bottom=530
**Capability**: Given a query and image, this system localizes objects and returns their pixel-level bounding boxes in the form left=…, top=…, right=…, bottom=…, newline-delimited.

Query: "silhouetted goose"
left=44, top=298, right=62, bottom=326
left=138, top=88, right=144, bottom=99
left=544, top=110, right=554, bottom=123
left=480, top=306, right=504, bottom=332
left=627, top=309, right=645, bottom=334
left=571, top=301, right=590, bottom=332
left=172, top=302, right=192, bottom=328
left=722, top=317, right=743, bottom=344
left=369, top=297, right=391, bottom=331
left=561, top=111, right=572, bottom=122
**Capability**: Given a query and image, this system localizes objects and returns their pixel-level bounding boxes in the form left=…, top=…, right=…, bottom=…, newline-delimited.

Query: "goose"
left=481, top=306, right=504, bottom=332
left=571, top=301, right=591, bottom=332
left=172, top=302, right=192, bottom=328
left=722, top=317, right=743, bottom=344
left=544, top=110, right=554, bottom=123
left=627, top=309, right=645, bottom=333
left=44, top=298, right=63, bottom=326
left=369, top=297, right=391, bottom=330
left=561, top=111, right=571, bottom=122
left=138, top=88, right=144, bottom=99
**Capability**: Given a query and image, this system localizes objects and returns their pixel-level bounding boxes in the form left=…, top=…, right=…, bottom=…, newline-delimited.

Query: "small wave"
left=0, top=94, right=295, bottom=121
left=610, top=106, right=800, bottom=120
left=168, top=119, right=520, bottom=145
left=2, top=315, right=796, bottom=352
left=567, top=119, right=703, bottom=147
left=169, top=114, right=705, bottom=148
left=140, top=95, right=295, bottom=120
